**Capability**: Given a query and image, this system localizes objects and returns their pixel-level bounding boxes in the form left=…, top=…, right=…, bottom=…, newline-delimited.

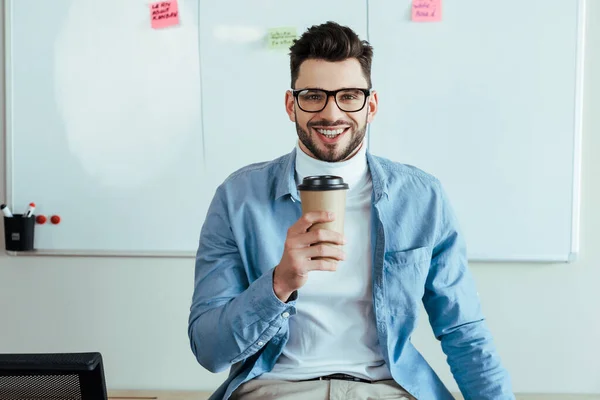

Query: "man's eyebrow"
left=295, top=87, right=362, bottom=91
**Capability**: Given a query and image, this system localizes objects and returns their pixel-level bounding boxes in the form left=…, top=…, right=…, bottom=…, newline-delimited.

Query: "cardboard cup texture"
left=297, top=175, right=349, bottom=262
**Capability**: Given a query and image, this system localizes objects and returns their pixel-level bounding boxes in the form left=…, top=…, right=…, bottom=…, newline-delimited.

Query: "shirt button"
left=282, top=312, right=290, bottom=319
left=257, top=341, right=264, bottom=346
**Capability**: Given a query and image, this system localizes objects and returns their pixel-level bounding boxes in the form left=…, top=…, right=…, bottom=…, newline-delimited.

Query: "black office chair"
left=0, top=352, right=108, bottom=400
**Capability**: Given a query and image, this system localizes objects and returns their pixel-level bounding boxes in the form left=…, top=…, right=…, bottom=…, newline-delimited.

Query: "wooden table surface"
left=107, top=389, right=600, bottom=400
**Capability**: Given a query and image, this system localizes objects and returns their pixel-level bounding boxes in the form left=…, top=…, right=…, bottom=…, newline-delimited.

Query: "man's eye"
left=302, top=94, right=324, bottom=101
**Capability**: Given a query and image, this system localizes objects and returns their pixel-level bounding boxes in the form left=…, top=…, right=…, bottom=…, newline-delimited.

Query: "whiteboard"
left=367, top=0, right=584, bottom=262
left=3, top=1, right=583, bottom=261
left=5, top=0, right=207, bottom=256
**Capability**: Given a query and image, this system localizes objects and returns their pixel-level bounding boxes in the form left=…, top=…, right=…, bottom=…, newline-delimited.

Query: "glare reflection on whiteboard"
left=54, top=0, right=201, bottom=189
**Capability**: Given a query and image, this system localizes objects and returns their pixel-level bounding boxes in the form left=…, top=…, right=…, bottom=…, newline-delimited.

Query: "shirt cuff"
left=249, top=266, right=297, bottom=322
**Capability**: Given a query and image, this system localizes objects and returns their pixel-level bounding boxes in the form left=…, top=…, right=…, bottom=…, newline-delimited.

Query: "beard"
left=295, top=115, right=368, bottom=162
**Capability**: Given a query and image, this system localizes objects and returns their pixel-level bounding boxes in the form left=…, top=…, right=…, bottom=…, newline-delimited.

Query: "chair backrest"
left=0, top=352, right=108, bottom=400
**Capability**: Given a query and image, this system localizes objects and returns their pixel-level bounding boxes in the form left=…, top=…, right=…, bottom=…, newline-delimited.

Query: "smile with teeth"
left=316, top=128, right=347, bottom=138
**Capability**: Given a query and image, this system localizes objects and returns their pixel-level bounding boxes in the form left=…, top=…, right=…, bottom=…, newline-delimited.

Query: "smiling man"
left=188, top=21, right=514, bottom=400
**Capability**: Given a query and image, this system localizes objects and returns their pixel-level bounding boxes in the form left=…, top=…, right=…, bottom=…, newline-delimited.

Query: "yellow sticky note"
left=268, top=27, right=297, bottom=50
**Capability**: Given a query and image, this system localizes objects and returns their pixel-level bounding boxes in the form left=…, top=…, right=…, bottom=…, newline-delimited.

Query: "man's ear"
left=367, top=90, right=379, bottom=123
left=285, top=90, right=296, bottom=122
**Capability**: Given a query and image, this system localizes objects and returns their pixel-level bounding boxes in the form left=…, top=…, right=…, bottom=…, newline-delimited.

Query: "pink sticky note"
left=412, top=0, right=442, bottom=22
left=150, top=0, right=180, bottom=29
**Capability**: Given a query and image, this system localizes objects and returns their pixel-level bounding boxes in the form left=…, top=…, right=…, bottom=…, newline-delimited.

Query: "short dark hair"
left=289, top=21, right=373, bottom=89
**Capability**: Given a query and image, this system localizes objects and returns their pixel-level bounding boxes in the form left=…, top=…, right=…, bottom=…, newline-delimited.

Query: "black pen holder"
left=3, top=214, right=35, bottom=251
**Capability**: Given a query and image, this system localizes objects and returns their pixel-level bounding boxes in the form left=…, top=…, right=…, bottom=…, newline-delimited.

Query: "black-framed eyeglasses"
left=292, top=88, right=371, bottom=113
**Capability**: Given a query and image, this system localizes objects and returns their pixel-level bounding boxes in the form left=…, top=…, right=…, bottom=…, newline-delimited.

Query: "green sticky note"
left=268, top=27, right=297, bottom=50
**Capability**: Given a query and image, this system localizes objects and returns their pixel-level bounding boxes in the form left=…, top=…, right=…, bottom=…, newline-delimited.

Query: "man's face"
left=285, top=59, right=378, bottom=162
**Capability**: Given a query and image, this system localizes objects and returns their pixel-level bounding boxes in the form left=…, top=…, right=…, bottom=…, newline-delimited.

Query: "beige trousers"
left=230, top=378, right=417, bottom=400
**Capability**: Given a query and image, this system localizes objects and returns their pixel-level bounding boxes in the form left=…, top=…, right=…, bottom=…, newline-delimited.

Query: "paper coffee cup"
left=297, top=175, right=349, bottom=261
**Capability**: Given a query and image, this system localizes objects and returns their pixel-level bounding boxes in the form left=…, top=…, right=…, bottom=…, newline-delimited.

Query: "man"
left=188, top=21, right=514, bottom=400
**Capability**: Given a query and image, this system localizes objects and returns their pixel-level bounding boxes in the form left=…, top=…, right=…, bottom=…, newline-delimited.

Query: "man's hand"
left=273, top=211, right=346, bottom=302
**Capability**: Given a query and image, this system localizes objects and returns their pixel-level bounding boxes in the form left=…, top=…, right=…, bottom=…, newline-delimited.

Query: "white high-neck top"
left=258, top=140, right=392, bottom=381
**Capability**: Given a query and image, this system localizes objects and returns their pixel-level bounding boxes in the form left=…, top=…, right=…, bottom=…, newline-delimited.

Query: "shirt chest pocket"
left=383, top=246, right=432, bottom=316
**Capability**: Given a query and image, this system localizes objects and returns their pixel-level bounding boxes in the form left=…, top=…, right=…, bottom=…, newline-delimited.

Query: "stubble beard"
left=295, top=114, right=368, bottom=162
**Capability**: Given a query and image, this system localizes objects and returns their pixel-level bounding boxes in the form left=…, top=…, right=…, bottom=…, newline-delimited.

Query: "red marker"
left=23, top=202, right=35, bottom=218
left=36, top=215, right=47, bottom=224
left=50, top=215, right=61, bottom=225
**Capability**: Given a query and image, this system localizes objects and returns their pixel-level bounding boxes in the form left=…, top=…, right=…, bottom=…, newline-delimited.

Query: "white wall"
left=1, top=1, right=599, bottom=394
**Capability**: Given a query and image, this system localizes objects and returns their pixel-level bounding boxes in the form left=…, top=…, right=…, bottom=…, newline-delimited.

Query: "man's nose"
left=319, top=95, right=345, bottom=120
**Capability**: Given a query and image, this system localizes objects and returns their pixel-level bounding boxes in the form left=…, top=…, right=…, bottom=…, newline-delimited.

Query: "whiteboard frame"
left=3, top=0, right=13, bottom=242
left=2, top=0, right=199, bottom=258
left=3, top=0, right=586, bottom=261
left=568, top=0, right=586, bottom=263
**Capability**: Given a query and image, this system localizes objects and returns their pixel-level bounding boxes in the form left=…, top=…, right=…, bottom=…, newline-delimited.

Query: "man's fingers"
left=309, top=259, right=339, bottom=272
left=297, top=228, right=345, bottom=247
left=304, top=243, right=345, bottom=261
left=288, top=211, right=334, bottom=235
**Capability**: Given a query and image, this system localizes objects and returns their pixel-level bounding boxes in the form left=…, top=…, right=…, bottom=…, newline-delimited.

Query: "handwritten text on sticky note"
left=268, top=27, right=297, bottom=50
left=412, top=0, right=442, bottom=22
left=150, top=0, right=180, bottom=29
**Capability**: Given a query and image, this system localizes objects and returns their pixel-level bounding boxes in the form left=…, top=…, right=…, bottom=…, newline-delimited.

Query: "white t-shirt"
left=258, top=141, right=392, bottom=381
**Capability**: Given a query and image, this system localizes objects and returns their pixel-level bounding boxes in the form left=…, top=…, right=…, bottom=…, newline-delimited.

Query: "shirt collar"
left=275, top=146, right=389, bottom=203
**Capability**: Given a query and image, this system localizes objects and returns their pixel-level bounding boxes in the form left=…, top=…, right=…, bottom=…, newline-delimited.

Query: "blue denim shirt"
left=188, top=148, right=514, bottom=400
